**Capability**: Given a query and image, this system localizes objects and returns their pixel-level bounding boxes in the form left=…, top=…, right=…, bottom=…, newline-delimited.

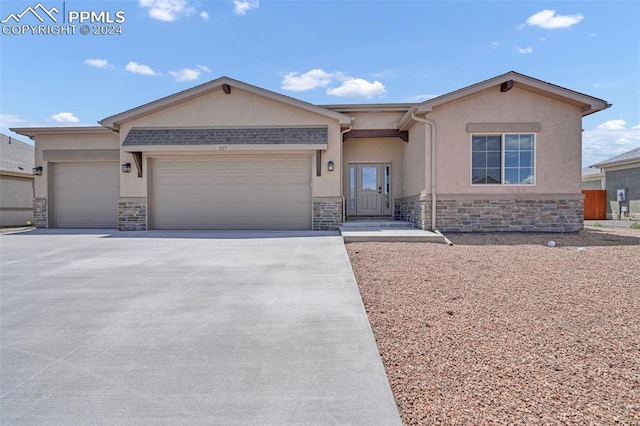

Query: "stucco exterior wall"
left=424, top=86, right=583, bottom=196
left=349, top=111, right=405, bottom=129
left=33, top=132, right=119, bottom=199
left=402, top=123, right=426, bottom=198
left=118, top=87, right=342, bottom=198
left=0, top=175, right=34, bottom=226
left=342, top=137, right=404, bottom=202
left=581, top=178, right=604, bottom=190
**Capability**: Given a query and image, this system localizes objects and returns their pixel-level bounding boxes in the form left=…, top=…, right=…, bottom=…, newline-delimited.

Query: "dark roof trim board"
left=122, top=127, right=328, bottom=146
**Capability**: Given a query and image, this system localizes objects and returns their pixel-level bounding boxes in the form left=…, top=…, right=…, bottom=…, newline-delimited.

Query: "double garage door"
left=51, top=157, right=311, bottom=230
left=150, top=156, right=311, bottom=230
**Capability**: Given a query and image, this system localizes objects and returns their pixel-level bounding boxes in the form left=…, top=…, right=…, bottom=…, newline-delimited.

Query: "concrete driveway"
left=1, top=230, right=401, bottom=425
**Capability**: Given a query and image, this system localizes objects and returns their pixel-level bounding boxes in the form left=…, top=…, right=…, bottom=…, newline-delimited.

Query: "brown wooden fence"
left=582, top=190, right=607, bottom=220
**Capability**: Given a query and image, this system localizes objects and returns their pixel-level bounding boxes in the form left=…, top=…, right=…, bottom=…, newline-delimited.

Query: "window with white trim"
left=471, top=134, right=535, bottom=185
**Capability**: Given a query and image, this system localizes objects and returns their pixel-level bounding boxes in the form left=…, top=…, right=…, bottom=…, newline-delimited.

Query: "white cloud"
left=281, top=69, right=386, bottom=98
left=538, top=37, right=547, bottom=41
left=326, top=78, right=386, bottom=98
left=491, top=41, right=500, bottom=48
left=139, top=0, right=195, bottom=21
left=233, top=0, right=259, bottom=16
left=281, top=69, right=333, bottom=91
left=582, top=125, right=640, bottom=166
left=84, top=58, right=110, bottom=68
left=633, top=124, right=640, bottom=129
left=597, top=119, right=627, bottom=130
left=169, top=67, right=201, bottom=82
left=589, top=32, right=597, bottom=37
left=199, top=11, right=209, bottom=20
left=50, top=112, right=79, bottom=123
left=524, top=9, right=584, bottom=29
left=0, top=114, right=25, bottom=127
left=196, top=64, right=211, bottom=72
left=125, top=61, right=159, bottom=76
left=516, top=46, right=533, bottom=54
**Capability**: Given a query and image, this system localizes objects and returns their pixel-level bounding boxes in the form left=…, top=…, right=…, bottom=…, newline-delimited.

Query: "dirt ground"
left=347, top=227, right=640, bottom=425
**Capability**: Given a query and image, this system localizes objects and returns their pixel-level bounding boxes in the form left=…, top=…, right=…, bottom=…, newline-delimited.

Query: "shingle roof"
left=0, top=133, right=34, bottom=175
left=122, top=127, right=328, bottom=146
left=592, top=146, right=640, bottom=168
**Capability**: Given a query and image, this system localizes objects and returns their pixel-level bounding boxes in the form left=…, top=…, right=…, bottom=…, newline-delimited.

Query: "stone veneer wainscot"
left=118, top=198, right=147, bottom=231
left=33, top=198, right=47, bottom=228
left=313, top=197, right=342, bottom=231
left=435, top=198, right=583, bottom=232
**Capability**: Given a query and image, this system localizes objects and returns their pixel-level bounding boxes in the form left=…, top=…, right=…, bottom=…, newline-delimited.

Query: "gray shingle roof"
left=0, top=133, right=34, bottom=174
left=122, top=127, right=328, bottom=146
left=592, top=146, right=640, bottom=168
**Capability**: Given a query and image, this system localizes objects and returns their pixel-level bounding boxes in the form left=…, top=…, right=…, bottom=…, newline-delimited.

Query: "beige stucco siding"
left=342, top=137, right=404, bottom=200
left=0, top=175, right=34, bottom=226
left=402, top=123, right=427, bottom=198
left=119, top=87, right=342, bottom=198
left=33, top=132, right=119, bottom=199
left=349, top=111, right=405, bottom=129
left=424, top=86, right=583, bottom=195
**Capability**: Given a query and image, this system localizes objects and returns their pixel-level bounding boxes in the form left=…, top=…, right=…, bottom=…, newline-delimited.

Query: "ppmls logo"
left=2, top=2, right=126, bottom=36
left=1, top=2, right=59, bottom=23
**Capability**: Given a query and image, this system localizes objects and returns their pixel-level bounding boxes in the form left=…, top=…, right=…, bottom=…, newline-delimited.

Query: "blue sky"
left=1, top=0, right=638, bottom=167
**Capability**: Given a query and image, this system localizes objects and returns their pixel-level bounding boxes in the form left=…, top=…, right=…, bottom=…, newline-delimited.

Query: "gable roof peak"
left=415, top=70, right=610, bottom=117
left=99, top=76, right=351, bottom=129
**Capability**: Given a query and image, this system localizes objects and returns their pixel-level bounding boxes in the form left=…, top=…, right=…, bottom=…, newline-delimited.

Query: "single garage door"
left=150, top=156, right=311, bottom=230
left=52, top=162, right=119, bottom=228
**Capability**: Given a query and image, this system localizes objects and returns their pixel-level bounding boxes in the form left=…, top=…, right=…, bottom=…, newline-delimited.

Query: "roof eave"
left=10, top=126, right=112, bottom=139
left=592, top=158, right=640, bottom=169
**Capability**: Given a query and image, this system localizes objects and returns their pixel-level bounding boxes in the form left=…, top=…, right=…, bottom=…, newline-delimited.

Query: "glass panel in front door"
left=357, top=164, right=382, bottom=216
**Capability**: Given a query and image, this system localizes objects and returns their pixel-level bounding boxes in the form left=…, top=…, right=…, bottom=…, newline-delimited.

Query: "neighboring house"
left=0, top=133, right=34, bottom=227
left=12, top=71, right=609, bottom=232
left=591, top=147, right=640, bottom=220
left=581, top=167, right=605, bottom=190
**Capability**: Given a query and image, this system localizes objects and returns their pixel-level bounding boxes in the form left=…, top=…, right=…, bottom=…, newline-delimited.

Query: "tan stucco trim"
left=43, top=149, right=120, bottom=162
left=0, top=170, right=34, bottom=179
left=122, top=144, right=327, bottom=152
left=466, top=122, right=541, bottom=133
left=414, top=71, right=609, bottom=117
left=100, top=77, right=352, bottom=129
left=118, top=197, right=146, bottom=202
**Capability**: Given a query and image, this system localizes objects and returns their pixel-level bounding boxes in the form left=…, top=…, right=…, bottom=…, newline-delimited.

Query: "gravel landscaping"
left=347, top=227, right=640, bottom=425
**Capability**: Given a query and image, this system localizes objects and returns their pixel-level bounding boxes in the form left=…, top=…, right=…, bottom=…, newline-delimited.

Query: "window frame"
left=470, top=133, right=536, bottom=186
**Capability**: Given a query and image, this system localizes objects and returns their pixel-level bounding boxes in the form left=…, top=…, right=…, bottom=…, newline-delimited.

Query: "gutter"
left=340, top=122, right=353, bottom=222
left=410, top=108, right=437, bottom=231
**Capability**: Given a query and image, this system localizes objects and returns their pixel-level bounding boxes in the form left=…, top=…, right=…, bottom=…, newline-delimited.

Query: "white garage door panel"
left=151, top=156, right=311, bottom=230
left=53, top=162, right=119, bottom=228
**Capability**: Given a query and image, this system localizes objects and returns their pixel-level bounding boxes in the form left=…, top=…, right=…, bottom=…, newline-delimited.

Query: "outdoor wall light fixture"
left=32, top=166, right=43, bottom=176
left=328, top=161, right=335, bottom=171
left=121, top=163, right=132, bottom=173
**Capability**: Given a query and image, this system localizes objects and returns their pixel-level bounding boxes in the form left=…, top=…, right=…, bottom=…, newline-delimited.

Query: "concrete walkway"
left=1, top=229, right=401, bottom=425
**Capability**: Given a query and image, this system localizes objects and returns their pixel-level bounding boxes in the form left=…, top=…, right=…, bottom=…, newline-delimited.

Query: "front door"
left=349, top=163, right=392, bottom=217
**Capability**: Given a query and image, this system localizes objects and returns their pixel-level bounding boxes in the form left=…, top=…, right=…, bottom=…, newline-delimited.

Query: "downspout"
left=410, top=110, right=437, bottom=231
left=340, top=123, right=353, bottom=222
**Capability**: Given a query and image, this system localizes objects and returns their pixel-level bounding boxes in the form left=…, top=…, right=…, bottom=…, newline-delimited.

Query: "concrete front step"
left=340, top=227, right=452, bottom=244
left=341, top=220, right=415, bottom=229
